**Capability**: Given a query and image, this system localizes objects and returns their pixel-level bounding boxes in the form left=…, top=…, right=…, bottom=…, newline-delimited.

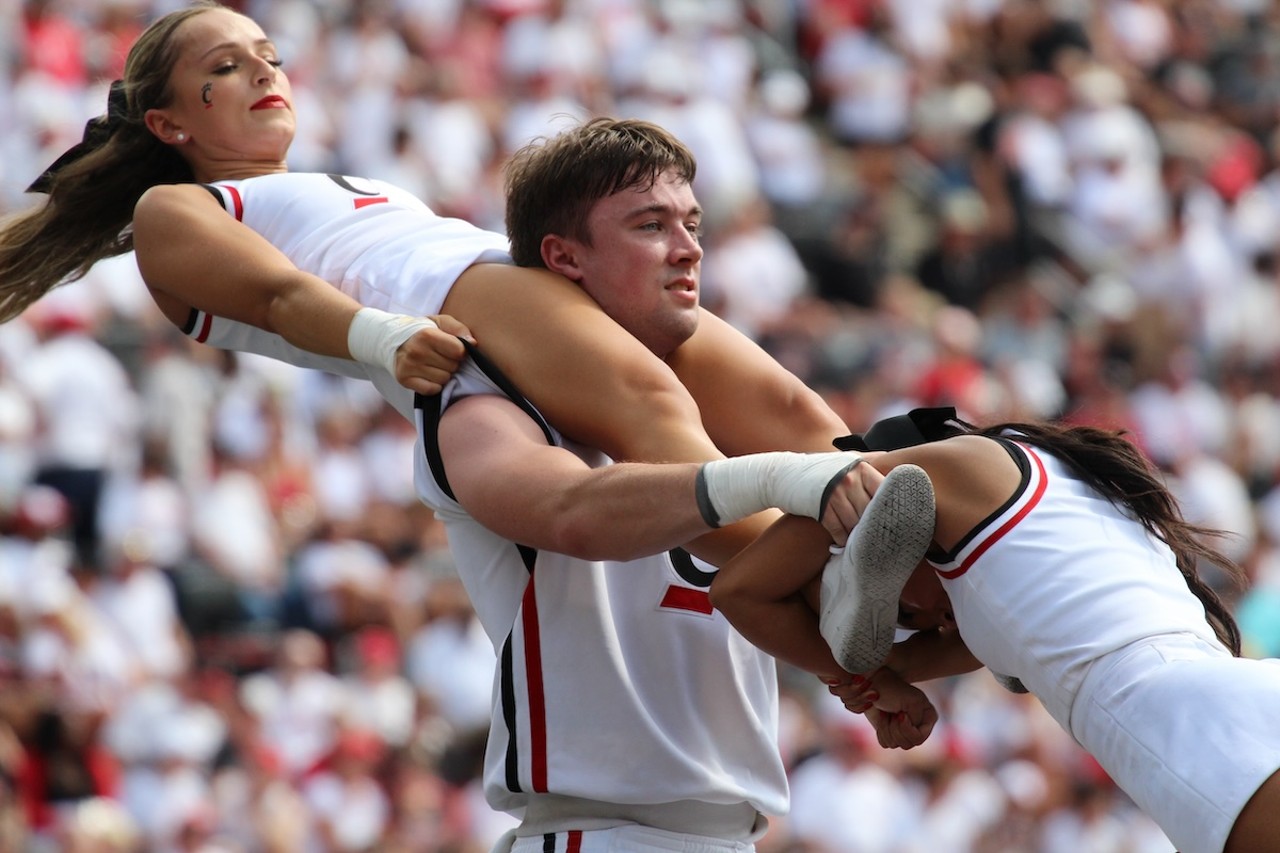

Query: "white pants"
left=1072, top=633, right=1280, bottom=853
left=496, top=825, right=757, bottom=853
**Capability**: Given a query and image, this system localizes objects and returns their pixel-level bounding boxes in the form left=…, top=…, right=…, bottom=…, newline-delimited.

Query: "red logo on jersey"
left=660, top=585, right=713, bottom=614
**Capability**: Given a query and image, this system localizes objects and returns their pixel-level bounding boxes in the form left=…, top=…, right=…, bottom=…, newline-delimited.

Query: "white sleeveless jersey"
left=927, top=437, right=1223, bottom=730
left=412, top=351, right=787, bottom=820
left=178, top=172, right=512, bottom=416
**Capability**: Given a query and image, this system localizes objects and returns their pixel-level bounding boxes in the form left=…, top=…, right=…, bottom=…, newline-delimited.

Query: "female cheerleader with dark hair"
left=714, top=407, right=1280, bottom=853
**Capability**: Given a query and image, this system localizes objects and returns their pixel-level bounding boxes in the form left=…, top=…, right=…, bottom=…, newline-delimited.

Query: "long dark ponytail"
left=977, top=420, right=1244, bottom=655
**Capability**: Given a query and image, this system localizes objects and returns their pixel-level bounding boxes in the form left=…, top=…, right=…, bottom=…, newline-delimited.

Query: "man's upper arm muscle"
left=438, top=394, right=572, bottom=546
left=438, top=393, right=714, bottom=562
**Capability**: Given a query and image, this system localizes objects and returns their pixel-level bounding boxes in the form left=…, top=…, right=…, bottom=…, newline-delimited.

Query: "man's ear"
left=541, top=234, right=583, bottom=282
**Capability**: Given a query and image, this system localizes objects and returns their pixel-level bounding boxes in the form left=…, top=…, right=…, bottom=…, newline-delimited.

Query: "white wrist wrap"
left=696, top=451, right=863, bottom=527
left=347, top=307, right=438, bottom=376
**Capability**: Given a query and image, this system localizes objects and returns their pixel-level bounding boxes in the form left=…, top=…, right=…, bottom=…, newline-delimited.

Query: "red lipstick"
left=251, top=95, right=288, bottom=110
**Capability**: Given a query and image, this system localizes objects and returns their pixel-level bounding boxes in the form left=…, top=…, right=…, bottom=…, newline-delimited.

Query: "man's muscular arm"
left=440, top=394, right=716, bottom=560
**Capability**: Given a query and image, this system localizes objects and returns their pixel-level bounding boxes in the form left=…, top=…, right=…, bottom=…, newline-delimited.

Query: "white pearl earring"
left=176, top=132, right=186, bottom=142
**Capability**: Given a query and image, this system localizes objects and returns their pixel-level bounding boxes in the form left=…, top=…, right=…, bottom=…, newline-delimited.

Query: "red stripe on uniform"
left=660, top=585, right=713, bottom=614
left=567, top=830, right=583, bottom=852
left=521, top=577, right=549, bottom=791
left=937, top=445, right=1048, bottom=580
left=353, top=196, right=389, bottom=209
left=218, top=184, right=244, bottom=220
left=196, top=312, right=213, bottom=343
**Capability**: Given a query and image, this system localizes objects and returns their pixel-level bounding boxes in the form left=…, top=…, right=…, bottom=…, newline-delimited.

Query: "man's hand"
left=393, top=314, right=474, bottom=395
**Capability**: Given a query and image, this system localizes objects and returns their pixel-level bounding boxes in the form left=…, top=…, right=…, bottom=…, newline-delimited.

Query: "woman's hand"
left=819, top=451, right=887, bottom=545
left=392, top=314, right=474, bottom=395
left=827, top=666, right=938, bottom=750
left=864, top=699, right=937, bottom=750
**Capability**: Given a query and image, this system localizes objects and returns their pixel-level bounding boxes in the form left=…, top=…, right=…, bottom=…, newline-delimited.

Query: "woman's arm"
left=869, top=436, right=1022, bottom=552
left=133, top=184, right=469, bottom=395
left=825, top=632, right=980, bottom=749
left=881, top=629, right=982, bottom=683
left=856, top=667, right=940, bottom=750
left=709, top=518, right=855, bottom=682
left=711, top=437, right=1013, bottom=681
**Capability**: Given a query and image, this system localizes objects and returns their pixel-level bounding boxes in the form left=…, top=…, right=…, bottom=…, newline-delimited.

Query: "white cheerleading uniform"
left=178, top=172, right=512, bottom=416
left=928, top=436, right=1280, bottom=853
left=414, top=349, right=786, bottom=845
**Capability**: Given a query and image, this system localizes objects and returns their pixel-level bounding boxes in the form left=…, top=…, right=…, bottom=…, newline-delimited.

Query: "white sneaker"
left=818, top=463, right=936, bottom=674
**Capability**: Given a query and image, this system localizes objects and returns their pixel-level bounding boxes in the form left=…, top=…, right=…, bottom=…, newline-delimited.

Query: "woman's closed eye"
left=212, top=56, right=283, bottom=75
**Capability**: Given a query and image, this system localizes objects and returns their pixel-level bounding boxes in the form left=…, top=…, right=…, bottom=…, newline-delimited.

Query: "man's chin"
left=652, top=318, right=699, bottom=360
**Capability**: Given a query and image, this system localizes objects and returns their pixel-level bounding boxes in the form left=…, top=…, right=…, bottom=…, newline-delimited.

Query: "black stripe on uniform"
left=198, top=183, right=226, bottom=208
left=930, top=435, right=1032, bottom=563
left=498, top=543, right=540, bottom=791
left=668, top=547, right=715, bottom=588
left=500, top=633, right=521, bottom=794
left=414, top=340, right=555, bottom=501
left=180, top=307, right=200, bottom=336
left=414, top=340, right=555, bottom=796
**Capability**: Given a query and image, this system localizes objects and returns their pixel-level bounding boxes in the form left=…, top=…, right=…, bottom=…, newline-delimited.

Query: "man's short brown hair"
left=504, top=117, right=697, bottom=268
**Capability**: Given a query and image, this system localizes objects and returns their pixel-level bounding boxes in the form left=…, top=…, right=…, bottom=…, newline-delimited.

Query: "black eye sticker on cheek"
left=201, top=82, right=213, bottom=108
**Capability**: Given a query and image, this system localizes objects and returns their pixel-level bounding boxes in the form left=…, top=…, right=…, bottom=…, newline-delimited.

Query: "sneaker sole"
left=820, top=463, right=936, bottom=674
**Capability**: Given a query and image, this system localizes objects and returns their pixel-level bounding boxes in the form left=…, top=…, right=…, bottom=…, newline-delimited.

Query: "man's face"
left=558, top=169, right=703, bottom=358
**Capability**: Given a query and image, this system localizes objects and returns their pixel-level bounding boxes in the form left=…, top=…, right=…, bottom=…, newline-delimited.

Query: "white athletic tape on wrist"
left=695, top=451, right=863, bottom=527
left=347, top=307, right=438, bottom=376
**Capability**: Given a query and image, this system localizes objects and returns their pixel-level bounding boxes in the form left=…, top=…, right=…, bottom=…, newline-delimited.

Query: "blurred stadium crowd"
left=2, top=0, right=1280, bottom=850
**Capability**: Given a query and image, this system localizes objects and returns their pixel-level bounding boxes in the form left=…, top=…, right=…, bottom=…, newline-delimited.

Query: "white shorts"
left=504, top=826, right=756, bottom=853
left=1072, top=633, right=1280, bottom=853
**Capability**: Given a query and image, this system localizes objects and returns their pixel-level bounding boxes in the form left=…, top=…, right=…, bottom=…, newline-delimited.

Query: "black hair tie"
left=27, top=79, right=130, bottom=194
left=834, top=406, right=961, bottom=452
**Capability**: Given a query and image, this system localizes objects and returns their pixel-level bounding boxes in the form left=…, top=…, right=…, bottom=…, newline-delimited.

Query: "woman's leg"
left=710, top=516, right=849, bottom=681
left=1226, top=768, right=1280, bottom=853
left=667, top=308, right=848, bottom=455
left=445, top=264, right=714, bottom=465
